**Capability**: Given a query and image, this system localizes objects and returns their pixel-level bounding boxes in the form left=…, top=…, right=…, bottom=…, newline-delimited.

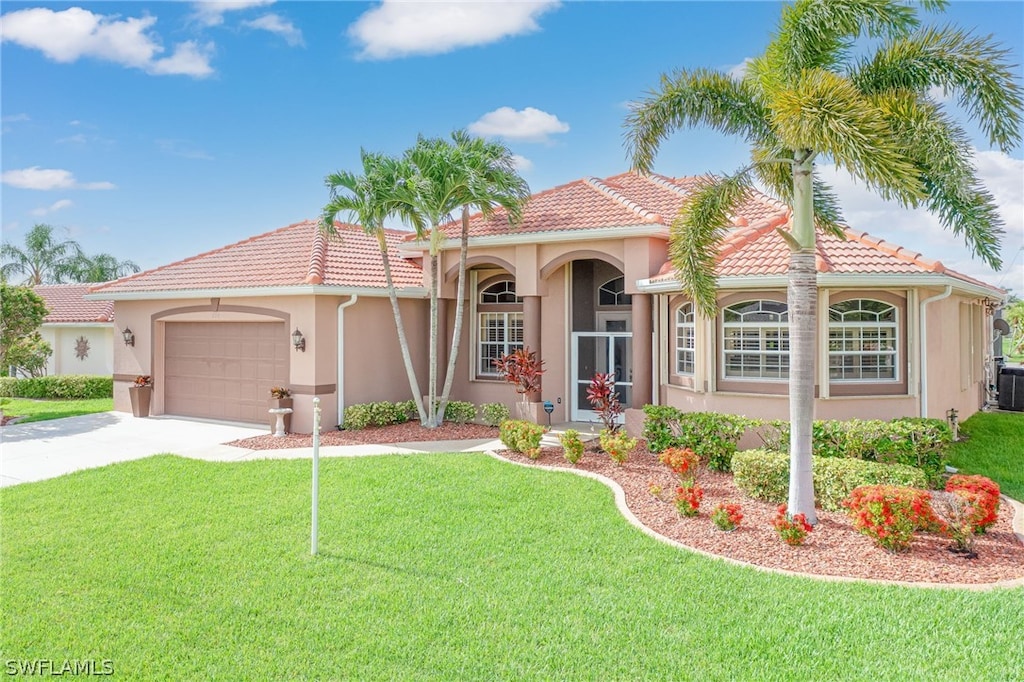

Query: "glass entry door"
left=572, top=332, right=633, bottom=422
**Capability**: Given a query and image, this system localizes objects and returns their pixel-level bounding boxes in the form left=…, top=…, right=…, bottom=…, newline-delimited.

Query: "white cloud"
left=511, top=154, right=533, bottom=172
left=30, top=199, right=74, bottom=217
left=156, top=139, right=214, bottom=160
left=243, top=13, right=304, bottom=46
left=469, top=106, right=569, bottom=143
left=1, top=167, right=116, bottom=191
left=0, top=7, right=214, bottom=77
left=349, top=0, right=560, bottom=60
left=727, top=57, right=755, bottom=81
left=191, top=1, right=275, bottom=27
left=56, top=133, right=89, bottom=145
left=817, top=149, right=1024, bottom=292
left=1, top=113, right=30, bottom=123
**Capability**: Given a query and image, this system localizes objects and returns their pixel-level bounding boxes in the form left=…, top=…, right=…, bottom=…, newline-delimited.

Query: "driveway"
left=1, top=412, right=265, bottom=488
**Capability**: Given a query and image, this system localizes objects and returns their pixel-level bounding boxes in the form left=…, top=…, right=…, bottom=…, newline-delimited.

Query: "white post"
left=311, top=397, right=321, bottom=556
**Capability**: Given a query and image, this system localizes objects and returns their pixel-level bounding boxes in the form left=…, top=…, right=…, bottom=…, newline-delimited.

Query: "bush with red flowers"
left=675, top=483, right=703, bottom=517
left=659, top=447, right=699, bottom=482
left=945, top=474, right=1000, bottom=533
left=842, top=485, right=941, bottom=552
left=711, top=502, right=743, bottom=531
left=772, top=504, right=813, bottom=546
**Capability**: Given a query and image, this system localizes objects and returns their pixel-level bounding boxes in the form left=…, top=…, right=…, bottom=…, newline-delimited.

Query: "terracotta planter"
left=269, top=398, right=293, bottom=433
left=129, top=386, right=153, bottom=418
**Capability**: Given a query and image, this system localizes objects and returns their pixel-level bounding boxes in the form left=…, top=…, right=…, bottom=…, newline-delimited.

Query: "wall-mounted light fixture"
left=122, top=327, right=135, bottom=347
left=292, top=328, right=306, bottom=352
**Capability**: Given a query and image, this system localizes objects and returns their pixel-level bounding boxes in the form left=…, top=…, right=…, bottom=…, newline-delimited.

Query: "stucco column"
left=631, top=293, right=652, bottom=409
left=523, top=295, right=542, bottom=401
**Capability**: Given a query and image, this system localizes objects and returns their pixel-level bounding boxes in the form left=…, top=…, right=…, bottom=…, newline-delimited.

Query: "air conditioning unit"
left=997, top=367, right=1024, bottom=412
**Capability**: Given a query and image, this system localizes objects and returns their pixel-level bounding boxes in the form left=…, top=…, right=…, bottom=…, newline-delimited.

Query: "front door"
left=572, top=331, right=633, bottom=423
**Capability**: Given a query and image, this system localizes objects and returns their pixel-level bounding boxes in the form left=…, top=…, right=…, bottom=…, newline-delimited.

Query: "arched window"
left=598, top=276, right=632, bottom=306
left=828, top=299, right=898, bottom=381
left=721, top=300, right=789, bottom=379
left=676, top=302, right=696, bottom=375
left=477, top=279, right=523, bottom=377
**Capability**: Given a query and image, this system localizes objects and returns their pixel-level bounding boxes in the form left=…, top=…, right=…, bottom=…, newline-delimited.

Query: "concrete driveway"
left=1, top=412, right=266, bottom=488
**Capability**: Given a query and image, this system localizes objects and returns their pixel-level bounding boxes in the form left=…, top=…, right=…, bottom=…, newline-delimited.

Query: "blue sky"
left=2, top=1, right=1022, bottom=291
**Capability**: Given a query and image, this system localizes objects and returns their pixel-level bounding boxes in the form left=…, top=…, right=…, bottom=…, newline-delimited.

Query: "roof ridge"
left=715, top=215, right=787, bottom=261
left=584, top=176, right=663, bottom=223
left=305, top=228, right=328, bottom=284
left=89, top=220, right=319, bottom=294
left=843, top=228, right=945, bottom=273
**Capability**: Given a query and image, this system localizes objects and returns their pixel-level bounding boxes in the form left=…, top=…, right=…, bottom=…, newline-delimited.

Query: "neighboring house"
left=34, top=284, right=115, bottom=377
left=87, top=172, right=1003, bottom=432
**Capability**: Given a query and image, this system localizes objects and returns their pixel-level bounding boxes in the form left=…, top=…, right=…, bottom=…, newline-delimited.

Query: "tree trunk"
left=426, top=251, right=439, bottom=427
left=787, top=151, right=818, bottom=525
left=378, top=231, right=427, bottom=424
left=436, top=207, right=471, bottom=427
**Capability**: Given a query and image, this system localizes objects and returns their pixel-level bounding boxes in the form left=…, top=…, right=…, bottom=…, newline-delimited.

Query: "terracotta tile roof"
left=90, top=221, right=423, bottom=295
left=33, top=284, right=114, bottom=323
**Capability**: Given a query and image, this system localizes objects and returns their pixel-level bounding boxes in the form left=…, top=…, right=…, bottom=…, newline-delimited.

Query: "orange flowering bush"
left=675, top=483, right=703, bottom=517
left=711, top=502, right=743, bottom=531
left=843, top=485, right=940, bottom=552
left=945, top=474, right=1000, bottom=533
left=772, top=504, right=813, bottom=546
left=659, top=447, right=699, bottom=482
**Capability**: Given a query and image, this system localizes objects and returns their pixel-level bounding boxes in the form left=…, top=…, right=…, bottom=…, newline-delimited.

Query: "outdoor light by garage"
left=292, top=328, right=306, bottom=352
left=121, top=327, right=135, bottom=347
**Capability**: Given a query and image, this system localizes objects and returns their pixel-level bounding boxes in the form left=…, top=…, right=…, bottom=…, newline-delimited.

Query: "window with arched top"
left=675, top=302, right=696, bottom=375
left=828, top=299, right=898, bottom=381
left=598, top=276, right=632, bottom=307
left=721, top=300, right=789, bottom=380
left=477, top=279, right=523, bottom=377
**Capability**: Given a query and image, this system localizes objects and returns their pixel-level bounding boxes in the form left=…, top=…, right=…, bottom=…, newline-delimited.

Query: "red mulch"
left=227, top=421, right=500, bottom=450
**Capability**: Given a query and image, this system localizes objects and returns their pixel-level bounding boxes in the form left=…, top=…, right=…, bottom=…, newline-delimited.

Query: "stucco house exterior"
left=87, top=172, right=1003, bottom=433
left=34, top=284, right=115, bottom=377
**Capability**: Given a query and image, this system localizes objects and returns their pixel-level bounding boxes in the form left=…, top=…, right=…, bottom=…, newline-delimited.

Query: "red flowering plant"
left=842, top=485, right=941, bottom=553
left=945, top=474, right=1000, bottom=533
left=711, top=502, right=743, bottom=531
left=675, top=483, right=703, bottom=517
left=586, top=372, right=624, bottom=433
left=772, top=504, right=813, bottom=546
left=659, top=447, right=699, bottom=484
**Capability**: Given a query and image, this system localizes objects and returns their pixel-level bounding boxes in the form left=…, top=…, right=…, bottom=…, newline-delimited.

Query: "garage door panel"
left=165, top=322, right=288, bottom=424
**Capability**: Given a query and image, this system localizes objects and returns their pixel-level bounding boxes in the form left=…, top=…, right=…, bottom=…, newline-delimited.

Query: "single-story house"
left=34, top=284, right=115, bottom=377
left=87, top=172, right=1003, bottom=433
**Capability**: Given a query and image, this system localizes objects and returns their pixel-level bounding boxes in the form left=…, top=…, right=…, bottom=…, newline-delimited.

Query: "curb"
left=485, top=450, right=1024, bottom=592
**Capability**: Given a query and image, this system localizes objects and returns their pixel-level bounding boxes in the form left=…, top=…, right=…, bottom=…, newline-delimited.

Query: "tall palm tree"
left=0, top=223, right=83, bottom=285
left=64, top=252, right=141, bottom=283
left=322, top=151, right=430, bottom=424
left=626, top=0, right=1021, bottom=522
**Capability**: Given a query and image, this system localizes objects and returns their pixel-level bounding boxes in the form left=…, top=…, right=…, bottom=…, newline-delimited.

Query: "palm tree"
left=322, top=151, right=430, bottom=424
left=64, top=252, right=141, bottom=283
left=0, top=223, right=83, bottom=285
left=626, top=0, right=1021, bottom=522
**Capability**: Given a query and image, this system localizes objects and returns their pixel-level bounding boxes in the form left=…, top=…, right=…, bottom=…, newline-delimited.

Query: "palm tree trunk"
left=787, top=152, right=818, bottom=525
left=427, top=252, right=439, bottom=427
left=437, top=207, right=471, bottom=425
left=377, top=231, right=427, bottom=424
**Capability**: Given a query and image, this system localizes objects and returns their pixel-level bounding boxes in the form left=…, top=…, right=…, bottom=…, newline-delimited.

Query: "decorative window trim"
left=675, top=302, right=695, bottom=376
left=720, top=299, right=790, bottom=381
left=828, top=298, right=900, bottom=383
left=598, top=276, right=632, bottom=307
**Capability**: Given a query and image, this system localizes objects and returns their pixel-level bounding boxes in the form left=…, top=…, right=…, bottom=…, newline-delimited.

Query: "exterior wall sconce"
left=122, top=327, right=135, bottom=347
left=292, top=328, right=306, bottom=352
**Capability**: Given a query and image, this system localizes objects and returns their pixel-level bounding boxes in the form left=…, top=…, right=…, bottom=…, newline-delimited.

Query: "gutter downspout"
left=336, top=296, right=359, bottom=427
left=919, top=286, right=952, bottom=418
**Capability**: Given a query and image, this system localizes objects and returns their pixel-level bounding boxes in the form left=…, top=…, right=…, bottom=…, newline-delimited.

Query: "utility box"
left=997, top=366, right=1024, bottom=411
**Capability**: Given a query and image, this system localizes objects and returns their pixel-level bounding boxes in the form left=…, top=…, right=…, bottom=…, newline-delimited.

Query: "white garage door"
left=164, top=321, right=289, bottom=424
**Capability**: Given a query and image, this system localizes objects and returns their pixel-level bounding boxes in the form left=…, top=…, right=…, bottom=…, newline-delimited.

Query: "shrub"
left=395, top=399, right=417, bottom=423
left=0, top=375, right=112, bottom=399
left=499, top=419, right=545, bottom=459
left=932, top=491, right=977, bottom=554
left=588, top=373, right=624, bottom=433
left=368, top=401, right=403, bottom=427
left=842, top=485, right=940, bottom=552
left=731, top=450, right=928, bottom=512
left=493, top=347, right=544, bottom=415
left=772, top=504, right=813, bottom=546
left=945, top=474, right=1000, bottom=533
left=641, top=405, right=750, bottom=471
left=560, top=429, right=584, bottom=465
left=480, top=402, right=511, bottom=427
left=659, top=447, right=699, bottom=482
left=675, top=483, right=703, bottom=517
left=444, top=401, right=477, bottom=424
left=711, top=502, right=743, bottom=531
left=599, top=428, right=636, bottom=465
left=342, top=403, right=373, bottom=430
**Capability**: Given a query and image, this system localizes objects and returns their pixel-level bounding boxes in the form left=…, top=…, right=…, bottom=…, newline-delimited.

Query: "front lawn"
left=1, top=455, right=1021, bottom=680
left=0, top=397, right=113, bottom=423
left=948, top=411, right=1024, bottom=501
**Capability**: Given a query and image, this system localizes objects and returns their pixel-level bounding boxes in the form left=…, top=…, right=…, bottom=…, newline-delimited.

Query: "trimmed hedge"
left=0, top=375, right=112, bottom=400
left=758, top=417, right=951, bottom=486
left=444, top=401, right=477, bottom=424
left=732, top=449, right=928, bottom=511
left=499, top=419, right=545, bottom=458
left=480, top=402, right=510, bottom=427
left=642, top=405, right=751, bottom=471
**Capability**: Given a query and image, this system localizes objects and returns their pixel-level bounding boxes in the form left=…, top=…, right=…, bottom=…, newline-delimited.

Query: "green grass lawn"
left=0, top=397, right=112, bottom=423
left=2, top=454, right=1021, bottom=680
left=948, top=411, right=1024, bottom=501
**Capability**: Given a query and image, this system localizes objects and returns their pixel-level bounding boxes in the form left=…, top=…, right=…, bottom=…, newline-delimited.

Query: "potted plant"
left=269, top=386, right=293, bottom=433
left=493, top=347, right=545, bottom=421
left=129, top=375, right=153, bottom=418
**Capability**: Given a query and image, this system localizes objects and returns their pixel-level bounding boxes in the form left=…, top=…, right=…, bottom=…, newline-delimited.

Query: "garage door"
left=164, top=321, right=289, bottom=424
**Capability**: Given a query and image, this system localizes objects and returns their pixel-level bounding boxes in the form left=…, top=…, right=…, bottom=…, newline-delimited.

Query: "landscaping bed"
left=228, top=421, right=500, bottom=449
left=495, top=442, right=1024, bottom=586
